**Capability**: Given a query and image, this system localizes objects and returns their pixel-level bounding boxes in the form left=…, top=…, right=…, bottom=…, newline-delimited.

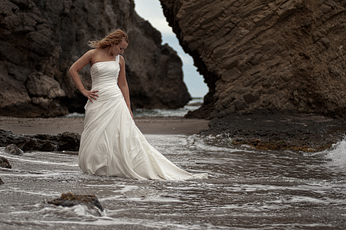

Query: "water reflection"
left=0, top=134, right=346, bottom=229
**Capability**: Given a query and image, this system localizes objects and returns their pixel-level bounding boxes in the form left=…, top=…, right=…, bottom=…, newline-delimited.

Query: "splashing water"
left=0, top=134, right=346, bottom=229
left=325, top=137, right=346, bottom=168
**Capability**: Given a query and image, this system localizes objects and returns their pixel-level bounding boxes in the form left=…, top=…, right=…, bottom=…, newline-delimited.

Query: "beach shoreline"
left=0, top=116, right=209, bottom=136
left=1, top=113, right=346, bottom=152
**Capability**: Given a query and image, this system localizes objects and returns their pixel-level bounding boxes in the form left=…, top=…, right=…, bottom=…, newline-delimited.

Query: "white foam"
left=0, top=172, right=61, bottom=178
left=185, top=134, right=242, bottom=153
left=0, top=153, right=78, bottom=167
left=325, top=137, right=346, bottom=168
left=6, top=187, right=60, bottom=197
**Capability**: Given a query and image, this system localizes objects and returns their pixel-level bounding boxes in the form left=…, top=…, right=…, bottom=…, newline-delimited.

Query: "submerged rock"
left=48, top=192, right=103, bottom=212
left=5, top=144, right=24, bottom=156
left=0, top=178, right=3, bottom=185
left=0, top=157, right=11, bottom=169
left=0, top=129, right=80, bottom=151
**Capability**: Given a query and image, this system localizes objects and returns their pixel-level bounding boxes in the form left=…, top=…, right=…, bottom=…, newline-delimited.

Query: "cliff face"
left=0, top=0, right=191, bottom=117
left=160, top=0, right=346, bottom=118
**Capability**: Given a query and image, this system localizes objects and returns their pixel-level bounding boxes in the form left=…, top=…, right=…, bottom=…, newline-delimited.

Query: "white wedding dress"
left=78, top=55, right=207, bottom=180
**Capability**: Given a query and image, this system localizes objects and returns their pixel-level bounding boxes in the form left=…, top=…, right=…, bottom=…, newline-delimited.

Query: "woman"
left=69, top=29, right=207, bottom=180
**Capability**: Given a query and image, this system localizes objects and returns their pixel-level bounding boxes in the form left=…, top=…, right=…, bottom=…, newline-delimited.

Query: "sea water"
left=0, top=134, right=346, bottom=229
left=64, top=98, right=204, bottom=118
left=134, top=98, right=203, bottom=117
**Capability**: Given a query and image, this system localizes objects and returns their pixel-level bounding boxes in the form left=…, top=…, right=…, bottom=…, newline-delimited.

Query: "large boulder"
left=0, top=0, right=191, bottom=117
left=160, top=0, right=346, bottom=118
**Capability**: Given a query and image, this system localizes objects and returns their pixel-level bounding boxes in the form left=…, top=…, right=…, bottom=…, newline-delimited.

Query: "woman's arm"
left=69, top=50, right=99, bottom=102
left=118, top=55, right=132, bottom=117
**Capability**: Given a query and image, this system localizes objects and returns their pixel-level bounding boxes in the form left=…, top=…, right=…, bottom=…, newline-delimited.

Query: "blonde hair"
left=88, top=29, right=129, bottom=49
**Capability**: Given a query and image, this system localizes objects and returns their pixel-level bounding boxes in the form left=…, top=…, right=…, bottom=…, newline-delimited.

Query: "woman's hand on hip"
left=82, top=90, right=99, bottom=102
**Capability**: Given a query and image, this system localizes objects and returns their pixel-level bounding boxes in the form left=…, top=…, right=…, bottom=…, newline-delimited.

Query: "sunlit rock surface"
left=160, top=0, right=346, bottom=118
left=0, top=0, right=190, bottom=117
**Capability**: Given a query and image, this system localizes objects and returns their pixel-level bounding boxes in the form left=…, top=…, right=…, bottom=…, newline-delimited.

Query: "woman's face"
left=111, top=39, right=128, bottom=56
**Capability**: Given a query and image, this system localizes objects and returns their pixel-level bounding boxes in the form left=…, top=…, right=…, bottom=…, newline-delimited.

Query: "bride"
left=69, top=29, right=207, bottom=180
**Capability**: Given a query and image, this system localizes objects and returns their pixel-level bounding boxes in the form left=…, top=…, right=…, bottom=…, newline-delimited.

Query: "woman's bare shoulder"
left=87, top=49, right=104, bottom=64
left=85, top=49, right=98, bottom=57
left=119, top=55, right=125, bottom=65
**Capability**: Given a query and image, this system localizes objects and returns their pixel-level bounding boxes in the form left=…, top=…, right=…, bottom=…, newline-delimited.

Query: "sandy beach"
left=0, top=116, right=209, bottom=135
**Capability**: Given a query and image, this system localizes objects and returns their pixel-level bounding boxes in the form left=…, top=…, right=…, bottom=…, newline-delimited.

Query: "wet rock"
left=56, top=132, right=81, bottom=151
left=160, top=0, right=346, bottom=118
left=48, top=192, right=103, bottom=212
left=0, top=0, right=190, bottom=118
left=200, top=113, right=346, bottom=152
left=0, top=156, right=11, bottom=169
left=5, top=144, right=24, bottom=155
left=0, top=178, right=3, bottom=185
left=0, top=129, right=80, bottom=152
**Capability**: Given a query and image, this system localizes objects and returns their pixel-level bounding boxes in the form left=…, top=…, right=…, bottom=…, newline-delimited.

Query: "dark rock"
left=0, top=129, right=80, bottom=152
left=26, top=72, right=66, bottom=99
left=5, top=144, right=24, bottom=155
left=0, top=0, right=190, bottom=117
left=200, top=113, right=346, bottom=152
left=48, top=192, right=103, bottom=212
left=0, top=178, right=3, bottom=185
left=0, top=156, right=11, bottom=169
left=55, top=132, right=81, bottom=151
left=160, top=0, right=346, bottom=119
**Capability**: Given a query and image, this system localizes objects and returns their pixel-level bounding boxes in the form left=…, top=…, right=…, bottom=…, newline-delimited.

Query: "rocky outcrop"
left=160, top=0, right=346, bottom=118
left=200, top=113, right=346, bottom=152
left=0, top=129, right=80, bottom=151
left=0, top=0, right=190, bottom=117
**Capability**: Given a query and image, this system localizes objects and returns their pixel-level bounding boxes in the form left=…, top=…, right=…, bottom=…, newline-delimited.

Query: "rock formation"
left=160, top=0, right=346, bottom=118
left=0, top=129, right=80, bottom=151
left=0, top=0, right=190, bottom=117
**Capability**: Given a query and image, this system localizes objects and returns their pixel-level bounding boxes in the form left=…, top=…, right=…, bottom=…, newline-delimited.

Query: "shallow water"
left=0, top=134, right=346, bottom=229
left=64, top=98, right=203, bottom=118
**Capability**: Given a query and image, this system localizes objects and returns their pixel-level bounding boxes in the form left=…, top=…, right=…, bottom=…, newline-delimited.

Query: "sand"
left=0, top=116, right=209, bottom=135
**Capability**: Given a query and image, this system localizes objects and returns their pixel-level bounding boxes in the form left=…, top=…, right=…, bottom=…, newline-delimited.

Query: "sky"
left=133, top=0, right=208, bottom=98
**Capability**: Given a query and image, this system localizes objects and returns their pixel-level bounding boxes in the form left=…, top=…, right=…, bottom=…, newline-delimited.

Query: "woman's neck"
left=103, top=47, right=115, bottom=57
